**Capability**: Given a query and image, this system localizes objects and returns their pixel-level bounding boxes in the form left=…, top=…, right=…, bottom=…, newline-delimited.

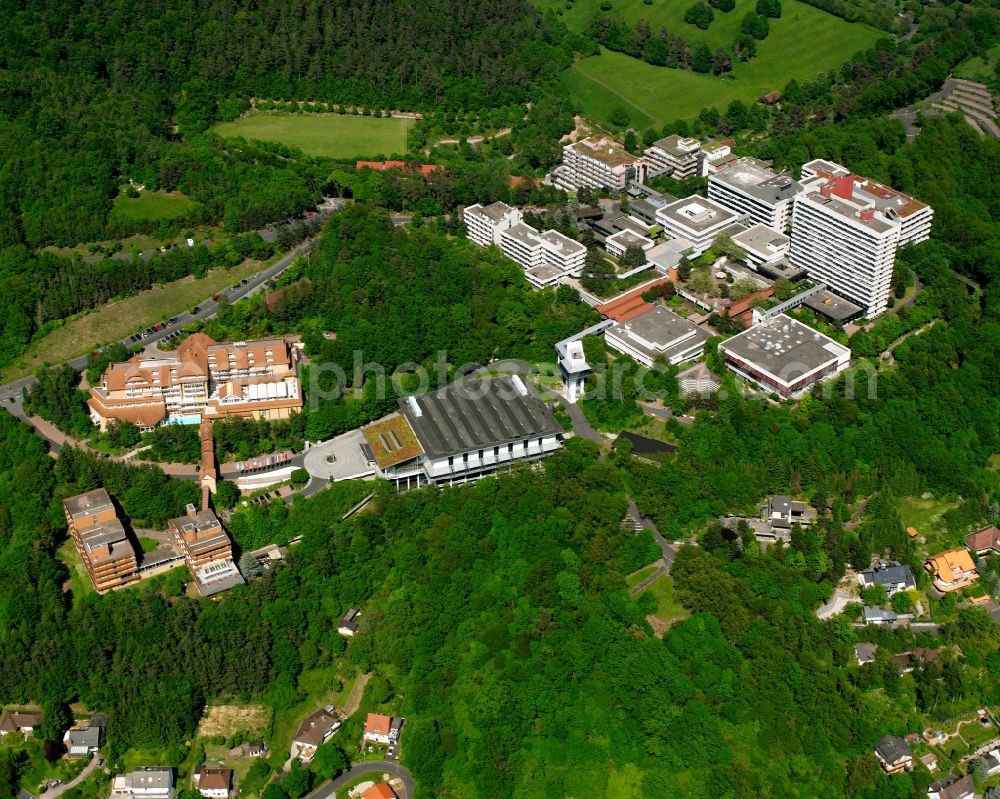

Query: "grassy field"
left=989, top=453, right=1000, bottom=473
left=626, top=562, right=661, bottom=587
left=561, top=2, right=883, bottom=128
left=640, top=573, right=686, bottom=620
left=0, top=258, right=266, bottom=383
left=111, top=190, right=194, bottom=222
left=896, top=496, right=961, bottom=553
left=213, top=113, right=412, bottom=159
left=57, top=537, right=95, bottom=607
left=956, top=43, right=1000, bottom=83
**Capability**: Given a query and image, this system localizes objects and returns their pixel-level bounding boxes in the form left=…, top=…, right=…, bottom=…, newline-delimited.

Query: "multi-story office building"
left=707, top=158, right=801, bottom=231
left=800, top=158, right=933, bottom=245
left=605, top=306, right=712, bottom=368
left=731, top=224, right=791, bottom=271
left=63, top=489, right=139, bottom=593
left=168, top=504, right=244, bottom=596
left=88, top=334, right=303, bottom=431
left=654, top=196, right=743, bottom=257
left=360, top=376, right=563, bottom=487
left=789, top=165, right=933, bottom=317
left=718, top=313, right=851, bottom=399
left=552, top=136, right=647, bottom=191
left=605, top=229, right=655, bottom=261
left=498, top=223, right=586, bottom=288
left=462, top=202, right=522, bottom=247
left=644, top=135, right=702, bottom=179
left=700, top=138, right=738, bottom=175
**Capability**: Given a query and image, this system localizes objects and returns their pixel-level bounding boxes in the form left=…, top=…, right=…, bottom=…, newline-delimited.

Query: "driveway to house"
left=44, top=754, right=100, bottom=798
left=306, top=761, right=415, bottom=799
left=816, top=590, right=853, bottom=620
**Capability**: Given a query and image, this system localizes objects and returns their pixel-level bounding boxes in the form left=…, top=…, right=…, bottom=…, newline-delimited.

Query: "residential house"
left=919, top=753, right=938, bottom=772
left=864, top=606, right=898, bottom=626
left=363, top=713, right=402, bottom=746
left=858, top=560, right=917, bottom=596
left=194, top=767, right=233, bottom=799
left=894, top=648, right=940, bottom=675
left=338, top=608, right=361, bottom=637
left=874, top=735, right=914, bottom=774
left=63, top=725, right=101, bottom=757
left=0, top=710, right=41, bottom=737
left=925, top=549, right=979, bottom=593
left=291, top=708, right=341, bottom=762
left=764, top=495, right=817, bottom=529
left=110, top=767, right=174, bottom=799
left=360, top=785, right=398, bottom=799
left=966, top=525, right=1000, bottom=557
left=927, top=775, right=975, bottom=799
left=983, top=749, right=1000, bottom=776
left=855, top=642, right=878, bottom=666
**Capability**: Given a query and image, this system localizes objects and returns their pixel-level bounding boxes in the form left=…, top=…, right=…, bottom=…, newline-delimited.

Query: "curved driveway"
left=306, top=761, right=414, bottom=799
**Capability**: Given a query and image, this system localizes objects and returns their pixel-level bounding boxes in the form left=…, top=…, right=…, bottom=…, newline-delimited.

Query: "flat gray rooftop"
left=731, top=223, right=790, bottom=259
left=657, top=196, right=738, bottom=234
left=609, top=306, right=712, bottom=362
left=502, top=223, right=540, bottom=247
left=803, top=290, right=865, bottom=322
left=400, top=376, right=561, bottom=461
left=538, top=229, right=585, bottom=255
left=525, top=263, right=564, bottom=284
left=64, top=489, right=115, bottom=519
left=650, top=134, right=701, bottom=156
left=711, top=158, right=800, bottom=202
left=720, top=314, right=849, bottom=379
left=800, top=191, right=895, bottom=234
left=469, top=201, right=514, bottom=222
left=607, top=230, right=651, bottom=250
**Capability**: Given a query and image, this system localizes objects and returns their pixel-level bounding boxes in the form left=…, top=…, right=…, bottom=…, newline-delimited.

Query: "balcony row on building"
left=463, top=202, right=585, bottom=287
left=87, top=333, right=304, bottom=433
left=62, top=488, right=243, bottom=596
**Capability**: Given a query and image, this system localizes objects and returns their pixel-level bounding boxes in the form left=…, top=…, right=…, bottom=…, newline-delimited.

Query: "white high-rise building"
left=708, top=157, right=801, bottom=232
left=790, top=162, right=932, bottom=318
left=463, top=202, right=522, bottom=247
left=550, top=136, right=647, bottom=191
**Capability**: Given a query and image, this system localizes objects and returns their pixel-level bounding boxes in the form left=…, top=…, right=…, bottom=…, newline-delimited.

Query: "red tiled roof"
left=595, top=278, right=670, bottom=322
left=361, top=784, right=396, bottom=799
left=365, top=713, right=392, bottom=736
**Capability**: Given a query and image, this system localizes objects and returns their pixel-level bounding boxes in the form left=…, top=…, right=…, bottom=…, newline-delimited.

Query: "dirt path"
left=339, top=672, right=371, bottom=718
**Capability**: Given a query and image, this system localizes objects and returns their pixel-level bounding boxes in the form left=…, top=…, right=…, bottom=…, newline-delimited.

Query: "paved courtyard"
left=303, top=429, right=375, bottom=481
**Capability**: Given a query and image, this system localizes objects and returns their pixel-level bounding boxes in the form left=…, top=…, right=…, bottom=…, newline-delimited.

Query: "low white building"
left=605, top=229, right=655, bottom=261
left=463, top=202, right=522, bottom=247
left=605, top=306, right=712, bottom=368
left=499, top=223, right=586, bottom=287
left=193, top=767, right=232, bottom=799
left=655, top=196, right=743, bottom=257
left=361, top=376, right=564, bottom=488
left=364, top=713, right=402, bottom=746
left=110, top=768, right=174, bottom=799
left=730, top=224, right=790, bottom=271
left=718, top=314, right=851, bottom=399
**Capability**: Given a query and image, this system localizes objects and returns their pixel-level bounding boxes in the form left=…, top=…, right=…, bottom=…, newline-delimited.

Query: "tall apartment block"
left=63, top=489, right=139, bottom=593
left=790, top=160, right=932, bottom=318
left=462, top=202, right=522, bottom=247
left=707, top=157, right=801, bottom=232
left=498, top=223, right=587, bottom=288
left=88, top=333, right=303, bottom=431
left=644, top=135, right=702, bottom=179
left=168, top=505, right=244, bottom=597
left=550, top=136, right=647, bottom=191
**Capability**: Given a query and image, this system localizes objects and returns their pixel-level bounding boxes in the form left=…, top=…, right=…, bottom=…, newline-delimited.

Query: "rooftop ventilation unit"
left=511, top=375, right=529, bottom=397
left=407, top=396, right=422, bottom=417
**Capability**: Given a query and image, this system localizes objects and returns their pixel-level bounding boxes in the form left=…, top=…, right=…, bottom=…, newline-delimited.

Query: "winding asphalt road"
left=305, top=761, right=414, bottom=799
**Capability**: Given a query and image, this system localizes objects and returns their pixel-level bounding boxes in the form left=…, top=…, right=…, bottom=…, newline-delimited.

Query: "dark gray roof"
left=875, top=734, right=912, bottom=764
left=719, top=314, right=849, bottom=382
left=855, top=642, right=878, bottom=662
left=803, top=290, right=865, bottom=323
left=860, top=560, right=916, bottom=590
left=67, top=726, right=101, bottom=748
left=864, top=605, right=898, bottom=623
left=929, top=775, right=975, bottom=799
left=399, top=377, right=561, bottom=461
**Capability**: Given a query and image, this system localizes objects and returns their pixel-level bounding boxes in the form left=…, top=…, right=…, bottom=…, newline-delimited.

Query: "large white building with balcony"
left=644, top=134, right=702, bottom=179
left=789, top=162, right=932, bottom=318
left=498, top=223, right=586, bottom=288
left=605, top=306, right=712, bottom=368
left=707, top=157, right=801, bottom=231
left=463, top=201, right=522, bottom=247
left=550, top=136, right=647, bottom=191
